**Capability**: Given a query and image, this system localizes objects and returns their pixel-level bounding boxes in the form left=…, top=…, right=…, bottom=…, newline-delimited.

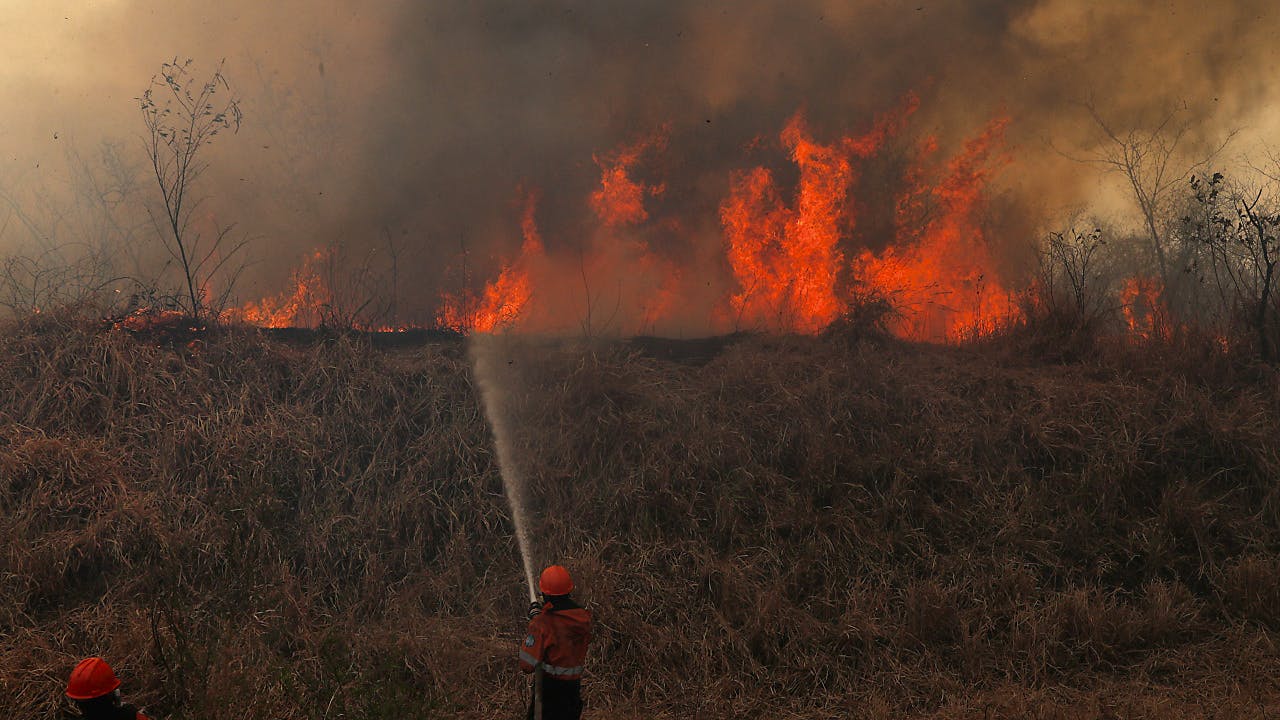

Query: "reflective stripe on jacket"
left=518, top=603, right=592, bottom=680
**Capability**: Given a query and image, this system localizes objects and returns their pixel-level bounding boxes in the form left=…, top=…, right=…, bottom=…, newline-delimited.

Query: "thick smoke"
left=1, top=1, right=1276, bottom=326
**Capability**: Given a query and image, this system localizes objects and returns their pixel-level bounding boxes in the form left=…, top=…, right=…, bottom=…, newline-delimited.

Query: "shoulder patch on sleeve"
left=524, top=634, right=536, bottom=647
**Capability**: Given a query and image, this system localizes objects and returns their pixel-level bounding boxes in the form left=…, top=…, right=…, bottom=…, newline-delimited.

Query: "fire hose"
left=528, top=600, right=544, bottom=720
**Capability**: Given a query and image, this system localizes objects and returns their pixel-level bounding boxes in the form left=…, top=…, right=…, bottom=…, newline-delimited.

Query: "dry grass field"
left=4, top=313, right=1280, bottom=718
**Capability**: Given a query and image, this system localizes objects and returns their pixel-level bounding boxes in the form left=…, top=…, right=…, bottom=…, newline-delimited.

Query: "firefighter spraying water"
left=470, top=337, right=593, bottom=719
left=521, top=565, right=592, bottom=720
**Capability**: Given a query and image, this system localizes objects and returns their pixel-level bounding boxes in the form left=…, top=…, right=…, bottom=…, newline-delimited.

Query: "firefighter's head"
left=539, top=565, right=573, bottom=600
left=66, top=657, right=126, bottom=714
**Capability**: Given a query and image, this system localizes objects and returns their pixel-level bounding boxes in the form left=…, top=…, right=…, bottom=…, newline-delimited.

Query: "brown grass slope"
left=3, top=317, right=1280, bottom=719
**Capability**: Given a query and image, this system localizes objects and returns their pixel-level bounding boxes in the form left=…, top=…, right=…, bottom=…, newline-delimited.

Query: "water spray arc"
left=470, top=334, right=538, bottom=602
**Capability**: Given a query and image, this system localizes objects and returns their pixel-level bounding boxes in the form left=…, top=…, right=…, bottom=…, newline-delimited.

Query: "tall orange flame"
left=591, top=128, right=681, bottom=334
left=720, top=99, right=918, bottom=333
left=853, top=118, right=1017, bottom=340
left=721, top=118, right=859, bottom=332
left=437, top=192, right=544, bottom=333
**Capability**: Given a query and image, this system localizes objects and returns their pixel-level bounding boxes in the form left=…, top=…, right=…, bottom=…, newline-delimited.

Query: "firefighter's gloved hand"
left=528, top=601, right=543, bottom=620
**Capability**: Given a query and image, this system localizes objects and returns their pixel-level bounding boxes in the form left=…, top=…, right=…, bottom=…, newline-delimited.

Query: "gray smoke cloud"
left=1, top=0, right=1276, bottom=326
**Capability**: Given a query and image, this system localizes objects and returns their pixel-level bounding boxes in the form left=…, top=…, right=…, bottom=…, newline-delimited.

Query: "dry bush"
left=2, top=322, right=1280, bottom=718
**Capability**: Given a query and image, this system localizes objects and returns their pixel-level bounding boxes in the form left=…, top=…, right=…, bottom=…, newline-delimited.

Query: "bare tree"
left=139, top=58, right=245, bottom=322
left=1185, top=171, right=1280, bottom=363
left=1238, top=189, right=1280, bottom=362
left=1072, top=102, right=1233, bottom=289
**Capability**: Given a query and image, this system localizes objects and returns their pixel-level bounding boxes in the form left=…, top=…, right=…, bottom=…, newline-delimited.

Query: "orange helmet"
left=539, top=565, right=573, bottom=596
left=66, top=657, right=121, bottom=700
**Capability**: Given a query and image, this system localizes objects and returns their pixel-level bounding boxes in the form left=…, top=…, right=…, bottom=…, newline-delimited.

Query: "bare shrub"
left=1180, top=171, right=1280, bottom=363
left=0, top=141, right=150, bottom=318
left=1073, top=102, right=1233, bottom=290
left=138, top=58, right=245, bottom=322
left=1036, top=225, right=1112, bottom=328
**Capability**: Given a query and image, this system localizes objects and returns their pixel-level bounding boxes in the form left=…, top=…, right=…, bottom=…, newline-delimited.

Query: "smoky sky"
left=1, top=0, right=1277, bottom=322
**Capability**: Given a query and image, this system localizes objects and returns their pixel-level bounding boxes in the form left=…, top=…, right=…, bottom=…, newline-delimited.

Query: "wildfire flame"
left=591, top=128, right=668, bottom=228
left=230, top=97, right=1022, bottom=342
left=437, top=192, right=544, bottom=333
left=720, top=102, right=917, bottom=334
left=1120, top=275, right=1169, bottom=341
left=589, top=128, right=680, bottom=335
left=853, top=117, right=1018, bottom=340
left=224, top=249, right=332, bottom=329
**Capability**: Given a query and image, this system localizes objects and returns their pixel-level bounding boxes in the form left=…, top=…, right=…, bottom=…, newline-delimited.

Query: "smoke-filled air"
left=8, top=2, right=1280, bottom=719
left=1, top=0, right=1277, bottom=340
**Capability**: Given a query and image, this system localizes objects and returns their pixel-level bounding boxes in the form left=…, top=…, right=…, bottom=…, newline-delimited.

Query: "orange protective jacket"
left=519, top=603, right=592, bottom=681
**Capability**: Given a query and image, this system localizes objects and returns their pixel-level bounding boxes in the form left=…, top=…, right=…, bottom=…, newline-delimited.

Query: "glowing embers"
left=113, top=308, right=194, bottom=333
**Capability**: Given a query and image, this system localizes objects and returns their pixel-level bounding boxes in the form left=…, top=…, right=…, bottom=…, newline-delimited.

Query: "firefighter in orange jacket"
left=519, top=565, right=592, bottom=720
left=65, top=657, right=152, bottom=720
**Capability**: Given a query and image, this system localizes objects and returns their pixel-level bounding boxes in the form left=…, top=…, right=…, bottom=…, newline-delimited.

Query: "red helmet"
left=66, top=657, right=122, bottom=700
left=539, top=565, right=573, bottom=596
